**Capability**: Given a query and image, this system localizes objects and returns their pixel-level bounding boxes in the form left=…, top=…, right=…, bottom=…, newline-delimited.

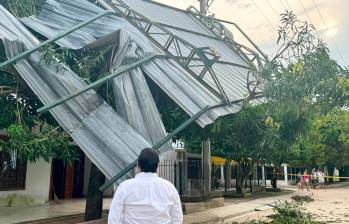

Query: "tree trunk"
left=236, top=161, right=252, bottom=193
left=85, top=163, right=105, bottom=221
left=271, top=166, right=278, bottom=189
left=236, top=162, right=243, bottom=194
left=224, top=158, right=232, bottom=191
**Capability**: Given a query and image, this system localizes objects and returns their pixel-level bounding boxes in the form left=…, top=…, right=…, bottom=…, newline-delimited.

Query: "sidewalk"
left=184, top=191, right=296, bottom=224
left=0, top=199, right=112, bottom=224
left=4, top=183, right=348, bottom=224
left=0, top=191, right=294, bottom=224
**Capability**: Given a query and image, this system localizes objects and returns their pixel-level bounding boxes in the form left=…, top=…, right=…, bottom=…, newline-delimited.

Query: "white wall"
left=0, top=159, right=52, bottom=203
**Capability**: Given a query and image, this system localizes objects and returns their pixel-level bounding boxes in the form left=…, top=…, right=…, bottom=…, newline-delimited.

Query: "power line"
left=283, top=0, right=292, bottom=12
left=265, top=0, right=279, bottom=18
left=297, top=0, right=322, bottom=39
left=279, top=0, right=288, bottom=11
left=250, top=0, right=276, bottom=32
left=311, top=0, right=345, bottom=61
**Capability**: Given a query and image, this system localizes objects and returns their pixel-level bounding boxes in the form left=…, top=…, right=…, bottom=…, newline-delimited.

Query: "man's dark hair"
left=138, top=148, right=159, bottom=173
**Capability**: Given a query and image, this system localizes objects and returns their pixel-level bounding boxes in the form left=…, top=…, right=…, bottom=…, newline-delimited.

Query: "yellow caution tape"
left=268, top=173, right=349, bottom=179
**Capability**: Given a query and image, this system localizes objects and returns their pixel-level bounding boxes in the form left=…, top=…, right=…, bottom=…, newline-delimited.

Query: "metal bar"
left=36, top=54, right=160, bottom=113
left=146, top=0, right=265, bottom=59
left=99, top=105, right=211, bottom=192
left=199, top=15, right=267, bottom=60
left=98, top=95, right=263, bottom=192
left=0, top=11, right=112, bottom=70
left=188, top=12, right=256, bottom=68
left=107, top=1, right=227, bottom=101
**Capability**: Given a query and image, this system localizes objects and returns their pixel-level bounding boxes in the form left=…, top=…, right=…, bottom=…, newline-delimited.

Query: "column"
left=220, top=165, right=224, bottom=184
left=284, top=164, right=288, bottom=184
left=262, top=165, right=265, bottom=186
left=202, top=138, right=211, bottom=196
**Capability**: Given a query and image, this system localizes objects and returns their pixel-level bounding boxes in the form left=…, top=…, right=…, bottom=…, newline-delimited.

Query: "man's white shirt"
left=108, top=172, right=183, bottom=224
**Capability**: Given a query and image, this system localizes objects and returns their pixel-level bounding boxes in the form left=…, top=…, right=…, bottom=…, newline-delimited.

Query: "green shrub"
left=269, top=201, right=320, bottom=224
left=240, top=201, right=322, bottom=224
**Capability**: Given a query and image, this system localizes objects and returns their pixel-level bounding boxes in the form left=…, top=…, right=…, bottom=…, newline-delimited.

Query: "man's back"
left=108, top=172, right=183, bottom=224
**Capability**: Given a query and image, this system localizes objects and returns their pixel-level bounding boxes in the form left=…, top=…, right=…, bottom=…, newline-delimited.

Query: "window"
left=0, top=151, right=27, bottom=191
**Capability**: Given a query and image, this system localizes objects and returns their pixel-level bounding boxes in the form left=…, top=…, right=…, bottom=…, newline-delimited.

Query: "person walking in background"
left=297, top=172, right=304, bottom=190
left=318, top=169, right=325, bottom=188
left=311, top=168, right=317, bottom=189
left=108, top=148, right=183, bottom=224
left=303, top=169, right=310, bottom=191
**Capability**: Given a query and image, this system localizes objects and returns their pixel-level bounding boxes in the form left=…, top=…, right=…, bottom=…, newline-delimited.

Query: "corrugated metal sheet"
left=117, top=0, right=215, bottom=37
left=0, top=5, right=151, bottom=179
left=20, top=0, right=251, bottom=127
left=110, top=32, right=170, bottom=151
left=22, top=0, right=170, bottom=150
left=114, top=0, right=254, bottom=102
left=0, top=0, right=263, bottom=183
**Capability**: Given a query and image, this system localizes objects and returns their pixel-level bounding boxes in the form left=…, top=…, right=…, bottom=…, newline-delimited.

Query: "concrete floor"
left=0, top=191, right=293, bottom=224
left=0, top=199, right=112, bottom=224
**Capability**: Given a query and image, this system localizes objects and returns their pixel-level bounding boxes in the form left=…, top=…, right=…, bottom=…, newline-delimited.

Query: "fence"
left=212, top=163, right=266, bottom=193
left=158, top=159, right=266, bottom=196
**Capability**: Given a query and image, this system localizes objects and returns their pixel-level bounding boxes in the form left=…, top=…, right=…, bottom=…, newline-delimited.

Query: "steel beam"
left=187, top=7, right=267, bottom=63
left=98, top=95, right=260, bottom=192
left=99, top=104, right=211, bottom=192
left=37, top=54, right=160, bottom=113
left=0, top=11, right=113, bottom=70
left=146, top=0, right=266, bottom=61
left=107, top=0, right=231, bottom=104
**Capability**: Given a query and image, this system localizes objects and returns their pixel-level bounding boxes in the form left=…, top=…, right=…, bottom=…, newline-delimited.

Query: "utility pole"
left=200, top=0, right=211, bottom=199
left=200, top=0, right=207, bottom=15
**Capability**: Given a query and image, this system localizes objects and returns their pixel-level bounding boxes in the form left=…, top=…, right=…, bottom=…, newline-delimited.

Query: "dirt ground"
left=224, top=185, right=349, bottom=224
left=305, top=186, right=349, bottom=223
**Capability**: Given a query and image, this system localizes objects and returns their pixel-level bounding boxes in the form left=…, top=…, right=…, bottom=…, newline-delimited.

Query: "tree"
left=259, top=11, right=349, bottom=187
left=292, top=109, right=349, bottom=169
left=207, top=11, right=349, bottom=191
left=0, top=1, right=112, bottom=221
left=210, top=104, right=270, bottom=193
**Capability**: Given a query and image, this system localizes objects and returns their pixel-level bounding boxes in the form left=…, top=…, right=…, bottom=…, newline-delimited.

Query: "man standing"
left=108, top=148, right=183, bottom=224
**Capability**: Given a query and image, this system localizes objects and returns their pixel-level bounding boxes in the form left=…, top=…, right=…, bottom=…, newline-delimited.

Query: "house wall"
left=0, top=159, right=52, bottom=203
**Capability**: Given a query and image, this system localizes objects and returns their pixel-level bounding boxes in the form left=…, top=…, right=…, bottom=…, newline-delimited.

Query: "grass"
left=0, top=194, right=36, bottom=207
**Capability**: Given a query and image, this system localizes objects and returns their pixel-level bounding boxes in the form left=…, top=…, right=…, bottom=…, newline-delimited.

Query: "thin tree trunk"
left=224, top=157, right=232, bottom=191
left=271, top=166, right=278, bottom=189
left=85, top=163, right=105, bottom=221
left=236, top=162, right=243, bottom=194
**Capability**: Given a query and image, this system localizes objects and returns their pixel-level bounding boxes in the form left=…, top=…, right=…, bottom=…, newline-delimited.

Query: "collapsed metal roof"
left=0, top=0, right=263, bottom=185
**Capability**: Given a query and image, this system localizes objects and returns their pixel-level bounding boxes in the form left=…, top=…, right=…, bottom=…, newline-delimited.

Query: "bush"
left=269, top=201, right=320, bottom=224
left=239, top=201, right=322, bottom=224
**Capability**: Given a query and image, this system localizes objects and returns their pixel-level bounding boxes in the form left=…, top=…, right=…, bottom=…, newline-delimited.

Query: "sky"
left=154, top=0, right=348, bottom=67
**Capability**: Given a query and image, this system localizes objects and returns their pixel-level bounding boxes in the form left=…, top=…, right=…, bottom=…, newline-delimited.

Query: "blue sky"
left=155, top=0, right=348, bottom=67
